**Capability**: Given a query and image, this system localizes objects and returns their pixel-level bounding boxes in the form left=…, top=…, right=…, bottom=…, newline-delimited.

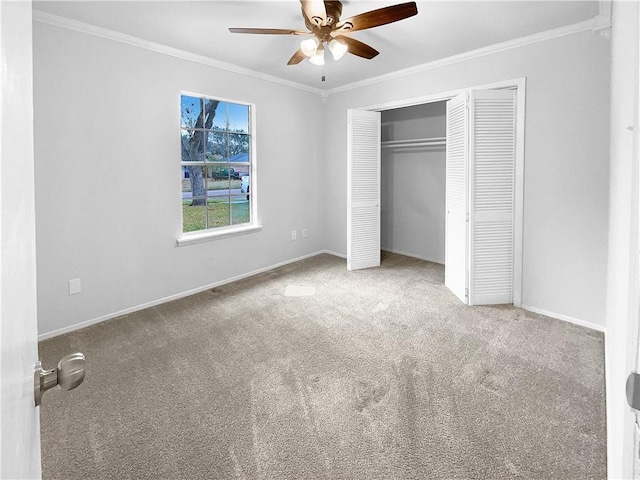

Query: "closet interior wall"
left=381, top=101, right=447, bottom=264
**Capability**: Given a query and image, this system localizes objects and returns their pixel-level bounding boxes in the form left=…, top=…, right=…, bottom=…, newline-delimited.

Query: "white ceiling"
left=33, top=1, right=600, bottom=90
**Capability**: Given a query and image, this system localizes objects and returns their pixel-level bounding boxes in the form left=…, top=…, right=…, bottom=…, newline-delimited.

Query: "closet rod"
left=381, top=137, right=446, bottom=148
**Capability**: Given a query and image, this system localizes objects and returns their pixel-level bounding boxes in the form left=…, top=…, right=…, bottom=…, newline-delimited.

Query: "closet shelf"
left=381, top=137, right=446, bottom=148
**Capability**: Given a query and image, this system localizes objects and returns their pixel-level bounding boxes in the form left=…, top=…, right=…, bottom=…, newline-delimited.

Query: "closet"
left=347, top=87, right=518, bottom=307
left=380, top=102, right=447, bottom=264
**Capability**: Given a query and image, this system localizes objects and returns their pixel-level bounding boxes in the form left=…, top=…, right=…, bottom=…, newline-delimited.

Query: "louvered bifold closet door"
left=468, top=89, right=516, bottom=305
left=445, top=93, right=469, bottom=303
left=347, top=109, right=381, bottom=271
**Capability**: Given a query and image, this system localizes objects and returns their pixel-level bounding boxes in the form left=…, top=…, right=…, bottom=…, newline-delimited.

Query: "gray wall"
left=33, top=22, right=612, bottom=334
left=33, top=23, right=325, bottom=336
left=323, top=31, right=611, bottom=328
left=381, top=102, right=446, bottom=263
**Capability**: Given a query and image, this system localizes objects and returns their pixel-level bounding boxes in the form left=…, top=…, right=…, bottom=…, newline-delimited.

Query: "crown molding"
left=326, top=15, right=612, bottom=96
left=33, top=10, right=611, bottom=99
left=32, top=10, right=325, bottom=97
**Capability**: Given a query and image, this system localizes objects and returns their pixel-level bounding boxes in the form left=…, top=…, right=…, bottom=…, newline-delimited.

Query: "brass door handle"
left=34, top=352, right=86, bottom=406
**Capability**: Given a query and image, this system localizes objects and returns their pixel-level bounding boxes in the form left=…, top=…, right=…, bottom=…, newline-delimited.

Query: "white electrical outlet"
left=303, top=229, right=308, bottom=238
left=69, top=278, right=82, bottom=295
left=291, top=230, right=297, bottom=240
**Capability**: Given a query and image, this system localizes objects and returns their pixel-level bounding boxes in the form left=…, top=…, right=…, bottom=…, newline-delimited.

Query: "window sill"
left=177, top=224, right=262, bottom=247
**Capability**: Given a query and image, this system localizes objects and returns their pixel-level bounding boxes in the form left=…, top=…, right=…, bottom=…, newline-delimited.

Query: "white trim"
left=32, top=9, right=610, bottom=99
left=364, top=77, right=524, bottom=112
left=322, top=249, right=347, bottom=259
left=513, top=78, right=527, bottom=308
left=381, top=248, right=443, bottom=265
left=38, top=250, right=344, bottom=340
left=355, top=77, right=526, bottom=310
left=326, top=17, right=611, bottom=96
left=599, top=0, right=612, bottom=22
left=178, top=93, right=259, bottom=244
left=177, top=224, right=263, bottom=246
left=36, top=246, right=606, bottom=340
left=596, top=0, right=613, bottom=39
left=521, top=305, right=606, bottom=333
left=32, top=10, right=324, bottom=96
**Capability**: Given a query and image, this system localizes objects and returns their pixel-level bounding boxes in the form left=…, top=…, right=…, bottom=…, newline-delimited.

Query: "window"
left=180, top=94, right=253, bottom=235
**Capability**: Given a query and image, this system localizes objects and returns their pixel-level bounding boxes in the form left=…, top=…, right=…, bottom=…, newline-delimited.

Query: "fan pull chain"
left=322, top=64, right=326, bottom=82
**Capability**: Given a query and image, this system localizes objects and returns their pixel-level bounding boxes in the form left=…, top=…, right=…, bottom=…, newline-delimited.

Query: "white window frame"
left=177, top=92, right=261, bottom=246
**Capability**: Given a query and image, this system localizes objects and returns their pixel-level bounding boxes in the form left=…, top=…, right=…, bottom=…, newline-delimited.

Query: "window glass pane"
left=212, top=102, right=228, bottom=131
left=183, top=166, right=206, bottom=199
left=183, top=197, right=207, bottom=232
left=181, top=96, right=203, bottom=129
left=206, top=132, right=227, bottom=162
left=228, top=103, right=249, bottom=133
left=231, top=196, right=250, bottom=225
left=204, top=99, right=222, bottom=129
left=228, top=134, right=249, bottom=162
left=209, top=164, right=229, bottom=182
left=206, top=165, right=230, bottom=197
left=234, top=166, right=250, bottom=177
left=229, top=172, right=241, bottom=192
left=181, top=131, right=191, bottom=161
left=207, top=197, right=230, bottom=228
left=239, top=173, right=250, bottom=199
left=182, top=129, right=206, bottom=162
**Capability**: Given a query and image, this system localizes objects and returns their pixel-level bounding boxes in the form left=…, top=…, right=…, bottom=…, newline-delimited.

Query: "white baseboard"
left=520, top=305, right=606, bottom=333
left=39, top=252, right=604, bottom=341
left=38, top=250, right=344, bottom=341
left=321, top=249, right=347, bottom=259
left=381, top=248, right=444, bottom=265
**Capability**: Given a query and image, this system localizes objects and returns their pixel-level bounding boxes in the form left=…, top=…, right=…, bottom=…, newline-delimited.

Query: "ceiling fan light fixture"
left=328, top=38, right=348, bottom=60
left=309, top=45, right=325, bottom=65
left=300, top=36, right=320, bottom=57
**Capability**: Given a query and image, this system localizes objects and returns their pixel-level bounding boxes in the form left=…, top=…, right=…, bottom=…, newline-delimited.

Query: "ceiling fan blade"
left=335, top=2, right=418, bottom=32
left=287, top=49, right=307, bottom=65
left=334, top=35, right=379, bottom=59
left=229, top=28, right=309, bottom=35
left=300, top=0, right=326, bottom=26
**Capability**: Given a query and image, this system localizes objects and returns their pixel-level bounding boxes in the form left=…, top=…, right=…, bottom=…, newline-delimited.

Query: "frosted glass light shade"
left=328, top=39, right=348, bottom=60
left=309, top=47, right=325, bottom=66
left=300, top=37, right=320, bottom=57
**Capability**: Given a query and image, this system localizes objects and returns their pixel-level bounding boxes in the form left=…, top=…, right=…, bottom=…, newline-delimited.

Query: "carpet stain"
left=479, top=368, right=504, bottom=394
left=354, top=380, right=389, bottom=412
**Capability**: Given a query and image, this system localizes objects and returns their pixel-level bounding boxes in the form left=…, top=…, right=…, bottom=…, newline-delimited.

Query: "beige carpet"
left=39, top=252, right=606, bottom=479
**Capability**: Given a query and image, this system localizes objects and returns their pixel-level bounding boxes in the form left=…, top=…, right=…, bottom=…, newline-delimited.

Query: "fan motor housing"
left=304, top=0, right=343, bottom=30
left=324, top=1, right=343, bottom=24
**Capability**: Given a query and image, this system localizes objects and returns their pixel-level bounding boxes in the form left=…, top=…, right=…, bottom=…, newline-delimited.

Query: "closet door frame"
left=350, top=77, right=526, bottom=306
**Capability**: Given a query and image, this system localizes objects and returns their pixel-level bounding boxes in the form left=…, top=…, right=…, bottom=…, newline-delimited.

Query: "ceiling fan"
left=229, top=1, right=418, bottom=66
